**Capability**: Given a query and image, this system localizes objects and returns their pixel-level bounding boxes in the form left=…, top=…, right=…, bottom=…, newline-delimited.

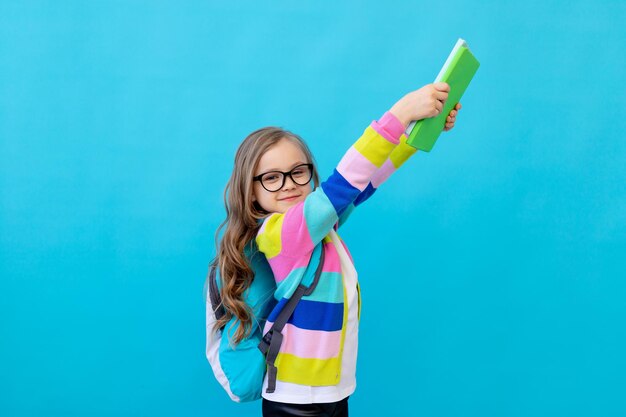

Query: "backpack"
left=205, top=243, right=325, bottom=402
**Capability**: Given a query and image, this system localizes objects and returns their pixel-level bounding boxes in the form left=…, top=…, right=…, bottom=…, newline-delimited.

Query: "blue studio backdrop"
left=1, top=1, right=625, bottom=416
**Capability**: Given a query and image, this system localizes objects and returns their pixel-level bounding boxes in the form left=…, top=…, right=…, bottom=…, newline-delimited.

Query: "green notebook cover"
left=406, top=38, right=480, bottom=152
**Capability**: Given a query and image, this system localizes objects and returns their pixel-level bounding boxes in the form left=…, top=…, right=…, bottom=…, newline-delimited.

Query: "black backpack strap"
left=258, top=245, right=326, bottom=393
left=208, top=263, right=226, bottom=328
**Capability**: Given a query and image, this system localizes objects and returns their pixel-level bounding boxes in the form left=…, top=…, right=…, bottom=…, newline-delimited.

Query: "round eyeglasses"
left=253, top=163, right=313, bottom=192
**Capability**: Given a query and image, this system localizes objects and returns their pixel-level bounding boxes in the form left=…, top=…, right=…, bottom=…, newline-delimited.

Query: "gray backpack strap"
left=258, top=246, right=326, bottom=394
left=208, top=263, right=226, bottom=327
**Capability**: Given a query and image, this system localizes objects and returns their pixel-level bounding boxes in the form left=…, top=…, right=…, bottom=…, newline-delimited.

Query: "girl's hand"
left=443, top=102, right=462, bottom=132
left=389, top=82, right=450, bottom=128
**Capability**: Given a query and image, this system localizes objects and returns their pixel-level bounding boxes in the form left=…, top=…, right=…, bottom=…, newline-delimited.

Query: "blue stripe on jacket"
left=267, top=298, right=344, bottom=332
left=320, top=169, right=362, bottom=217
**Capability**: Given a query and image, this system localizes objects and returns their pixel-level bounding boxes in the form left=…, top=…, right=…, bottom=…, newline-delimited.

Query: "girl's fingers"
left=435, top=90, right=449, bottom=101
left=445, top=104, right=461, bottom=128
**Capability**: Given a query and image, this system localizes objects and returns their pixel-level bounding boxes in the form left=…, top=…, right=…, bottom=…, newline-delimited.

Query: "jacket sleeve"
left=206, top=308, right=267, bottom=402
left=256, top=111, right=405, bottom=269
left=205, top=249, right=277, bottom=402
left=337, top=134, right=418, bottom=228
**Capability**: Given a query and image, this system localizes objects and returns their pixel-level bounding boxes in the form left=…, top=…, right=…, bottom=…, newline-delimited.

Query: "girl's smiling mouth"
left=278, top=195, right=301, bottom=202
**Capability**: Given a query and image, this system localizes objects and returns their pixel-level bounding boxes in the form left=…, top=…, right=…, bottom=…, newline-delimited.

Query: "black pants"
left=262, top=397, right=349, bottom=417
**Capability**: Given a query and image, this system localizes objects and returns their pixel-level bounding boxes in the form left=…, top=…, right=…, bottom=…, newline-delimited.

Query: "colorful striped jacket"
left=256, top=112, right=416, bottom=386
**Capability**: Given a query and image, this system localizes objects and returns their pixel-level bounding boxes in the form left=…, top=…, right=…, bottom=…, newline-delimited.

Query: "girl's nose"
left=281, top=175, right=297, bottom=190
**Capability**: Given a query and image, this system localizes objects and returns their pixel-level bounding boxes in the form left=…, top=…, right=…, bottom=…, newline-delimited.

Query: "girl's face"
left=253, top=138, right=313, bottom=214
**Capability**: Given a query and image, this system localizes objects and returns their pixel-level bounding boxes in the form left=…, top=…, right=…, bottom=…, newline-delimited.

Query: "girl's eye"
left=263, top=174, right=281, bottom=183
left=292, top=169, right=305, bottom=177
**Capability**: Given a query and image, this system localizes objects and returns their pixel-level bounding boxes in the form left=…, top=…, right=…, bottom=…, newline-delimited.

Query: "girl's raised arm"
left=257, top=83, right=452, bottom=263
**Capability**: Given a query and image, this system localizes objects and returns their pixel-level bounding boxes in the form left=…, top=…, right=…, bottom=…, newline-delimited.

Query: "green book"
left=406, top=38, right=480, bottom=152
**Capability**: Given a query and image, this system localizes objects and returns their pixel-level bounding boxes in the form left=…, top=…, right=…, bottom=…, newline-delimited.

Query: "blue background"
left=1, top=1, right=625, bottom=416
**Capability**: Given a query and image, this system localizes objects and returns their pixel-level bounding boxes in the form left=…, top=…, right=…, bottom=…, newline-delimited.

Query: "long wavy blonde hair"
left=211, top=127, right=320, bottom=345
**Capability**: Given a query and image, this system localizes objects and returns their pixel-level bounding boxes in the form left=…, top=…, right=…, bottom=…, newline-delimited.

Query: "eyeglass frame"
left=253, top=163, right=314, bottom=192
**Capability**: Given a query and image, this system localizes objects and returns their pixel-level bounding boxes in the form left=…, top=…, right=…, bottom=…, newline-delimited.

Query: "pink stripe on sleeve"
left=371, top=111, right=405, bottom=144
left=336, top=147, right=379, bottom=191
left=370, top=159, right=397, bottom=188
left=280, top=203, right=315, bottom=256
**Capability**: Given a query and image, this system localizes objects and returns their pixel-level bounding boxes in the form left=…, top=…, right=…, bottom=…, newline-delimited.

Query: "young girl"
left=211, top=82, right=461, bottom=417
